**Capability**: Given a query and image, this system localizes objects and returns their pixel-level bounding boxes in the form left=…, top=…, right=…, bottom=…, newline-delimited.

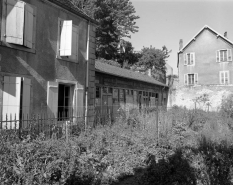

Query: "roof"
left=178, top=25, right=233, bottom=54
left=95, top=61, right=167, bottom=87
left=47, top=0, right=98, bottom=24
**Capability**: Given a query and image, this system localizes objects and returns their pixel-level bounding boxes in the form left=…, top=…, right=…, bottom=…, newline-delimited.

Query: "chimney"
left=224, top=32, right=227, bottom=38
left=179, top=39, right=183, bottom=50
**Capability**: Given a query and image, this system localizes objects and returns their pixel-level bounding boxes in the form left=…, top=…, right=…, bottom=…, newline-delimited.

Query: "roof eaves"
left=178, top=25, right=233, bottom=54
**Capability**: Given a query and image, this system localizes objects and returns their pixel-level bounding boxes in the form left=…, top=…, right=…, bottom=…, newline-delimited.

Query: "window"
left=58, top=19, right=79, bottom=62
left=96, top=87, right=100, bottom=98
left=216, top=49, right=232, bottom=62
left=184, top=52, right=195, bottom=65
left=184, top=73, right=198, bottom=85
left=2, top=76, right=31, bottom=129
left=219, top=71, right=229, bottom=84
left=1, top=0, right=36, bottom=50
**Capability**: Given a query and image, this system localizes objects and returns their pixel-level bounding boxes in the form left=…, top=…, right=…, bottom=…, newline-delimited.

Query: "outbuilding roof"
left=95, top=61, right=167, bottom=87
left=178, top=25, right=233, bottom=54
left=48, top=0, right=97, bottom=24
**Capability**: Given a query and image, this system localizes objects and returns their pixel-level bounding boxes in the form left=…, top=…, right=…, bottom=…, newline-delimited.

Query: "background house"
left=173, top=25, right=233, bottom=110
left=0, top=0, right=97, bottom=128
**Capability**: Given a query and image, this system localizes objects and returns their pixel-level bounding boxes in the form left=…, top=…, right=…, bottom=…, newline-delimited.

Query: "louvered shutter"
left=6, top=0, right=25, bottom=45
left=226, top=71, right=230, bottom=84
left=216, top=50, right=220, bottom=62
left=184, top=54, right=187, bottom=65
left=227, top=49, right=232, bottom=61
left=194, top=73, right=198, bottom=85
left=219, top=72, right=224, bottom=84
left=24, top=3, right=34, bottom=48
left=22, top=78, right=31, bottom=128
left=60, top=20, right=73, bottom=56
left=2, top=76, right=21, bottom=129
left=192, top=53, right=195, bottom=65
left=47, top=81, right=58, bottom=117
left=184, top=74, right=188, bottom=85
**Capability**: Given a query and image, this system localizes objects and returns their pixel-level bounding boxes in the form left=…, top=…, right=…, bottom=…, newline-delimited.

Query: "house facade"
left=95, top=61, right=169, bottom=121
left=175, top=26, right=233, bottom=110
left=0, top=0, right=97, bottom=127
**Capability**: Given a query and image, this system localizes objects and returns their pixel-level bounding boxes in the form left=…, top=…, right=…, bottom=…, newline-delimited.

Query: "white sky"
left=126, top=0, right=233, bottom=74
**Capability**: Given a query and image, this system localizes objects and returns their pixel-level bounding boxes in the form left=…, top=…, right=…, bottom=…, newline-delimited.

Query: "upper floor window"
left=1, top=0, right=36, bottom=49
left=184, top=52, right=195, bottom=66
left=216, top=49, right=232, bottom=62
left=57, top=19, right=79, bottom=62
left=219, top=71, right=229, bottom=84
left=184, top=73, right=198, bottom=85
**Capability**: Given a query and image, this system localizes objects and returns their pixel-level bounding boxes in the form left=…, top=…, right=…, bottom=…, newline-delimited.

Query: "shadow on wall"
left=112, top=149, right=196, bottom=185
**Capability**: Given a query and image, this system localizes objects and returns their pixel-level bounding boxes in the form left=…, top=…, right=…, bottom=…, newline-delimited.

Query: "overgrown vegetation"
left=1, top=97, right=233, bottom=184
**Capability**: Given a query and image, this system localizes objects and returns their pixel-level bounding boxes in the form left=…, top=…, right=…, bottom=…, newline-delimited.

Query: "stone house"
left=175, top=25, right=233, bottom=110
left=0, top=0, right=97, bottom=127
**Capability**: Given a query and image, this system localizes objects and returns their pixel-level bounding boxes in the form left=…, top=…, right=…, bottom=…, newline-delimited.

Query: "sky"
left=126, top=0, right=233, bottom=74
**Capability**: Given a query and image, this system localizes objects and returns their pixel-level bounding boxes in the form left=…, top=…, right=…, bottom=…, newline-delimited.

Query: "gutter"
left=84, top=21, right=90, bottom=131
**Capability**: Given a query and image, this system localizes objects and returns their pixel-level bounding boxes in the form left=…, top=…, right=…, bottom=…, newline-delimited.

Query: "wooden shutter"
left=216, top=50, right=220, bottom=62
left=184, top=74, right=188, bottom=85
left=76, top=86, right=84, bottom=117
left=194, top=73, right=198, bottom=85
left=219, top=71, right=224, bottom=84
left=2, top=76, right=21, bottom=129
left=47, top=81, right=58, bottom=117
left=184, top=54, right=187, bottom=65
left=226, top=71, right=230, bottom=84
left=227, top=49, right=232, bottom=61
left=22, top=78, right=31, bottom=128
left=70, top=26, right=79, bottom=61
left=6, top=0, right=25, bottom=45
left=60, top=20, right=73, bottom=56
left=24, top=3, right=34, bottom=48
left=192, top=53, right=195, bottom=65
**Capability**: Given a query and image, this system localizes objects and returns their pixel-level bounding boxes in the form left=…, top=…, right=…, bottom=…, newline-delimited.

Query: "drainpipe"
left=85, top=21, right=90, bottom=131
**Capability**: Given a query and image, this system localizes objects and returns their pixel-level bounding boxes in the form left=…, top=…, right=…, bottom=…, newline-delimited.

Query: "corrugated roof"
left=95, top=61, right=167, bottom=87
left=47, top=0, right=97, bottom=24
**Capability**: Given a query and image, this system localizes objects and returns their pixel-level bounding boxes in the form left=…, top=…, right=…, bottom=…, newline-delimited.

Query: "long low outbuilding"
left=94, top=61, right=169, bottom=120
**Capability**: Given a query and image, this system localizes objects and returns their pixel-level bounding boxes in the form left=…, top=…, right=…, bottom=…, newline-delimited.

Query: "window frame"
left=219, top=71, right=230, bottom=85
left=184, top=73, right=198, bottom=85
left=184, top=52, right=195, bottom=66
left=216, top=49, right=232, bottom=62
left=0, top=0, right=37, bottom=53
left=56, top=18, right=79, bottom=63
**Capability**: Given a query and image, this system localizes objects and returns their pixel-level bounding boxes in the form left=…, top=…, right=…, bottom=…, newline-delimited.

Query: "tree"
left=71, top=0, right=139, bottom=60
left=137, top=46, right=171, bottom=72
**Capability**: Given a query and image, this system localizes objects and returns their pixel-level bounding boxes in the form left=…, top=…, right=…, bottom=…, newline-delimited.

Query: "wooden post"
left=66, top=121, right=68, bottom=142
left=156, top=100, right=159, bottom=146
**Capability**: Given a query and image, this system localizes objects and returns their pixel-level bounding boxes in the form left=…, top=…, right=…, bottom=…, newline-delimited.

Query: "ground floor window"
left=219, top=71, right=229, bottom=85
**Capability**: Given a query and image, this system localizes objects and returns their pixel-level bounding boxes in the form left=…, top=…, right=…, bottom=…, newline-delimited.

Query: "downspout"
left=85, top=21, right=90, bottom=131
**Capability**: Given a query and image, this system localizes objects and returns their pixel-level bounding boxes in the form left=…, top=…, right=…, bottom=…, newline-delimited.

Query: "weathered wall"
left=0, top=0, right=96, bottom=117
left=171, top=85, right=233, bottom=111
left=179, top=29, right=233, bottom=86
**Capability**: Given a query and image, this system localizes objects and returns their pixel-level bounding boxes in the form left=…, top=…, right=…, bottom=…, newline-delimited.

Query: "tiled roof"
left=47, top=0, right=97, bottom=24
left=95, top=61, right=167, bottom=87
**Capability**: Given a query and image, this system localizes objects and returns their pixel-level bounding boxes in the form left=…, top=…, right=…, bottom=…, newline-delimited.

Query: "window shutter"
left=227, top=49, right=232, bottom=61
left=226, top=71, right=230, bottom=84
left=47, top=81, right=58, bottom=117
left=60, top=20, right=73, bottom=56
left=219, top=71, right=224, bottom=84
left=22, top=78, right=31, bottom=128
left=216, top=50, right=220, bottom=62
left=24, top=3, right=34, bottom=48
left=70, top=26, right=79, bottom=61
left=184, top=54, right=187, bottom=65
left=184, top=74, right=188, bottom=85
left=76, top=86, right=84, bottom=117
left=194, top=73, right=198, bottom=85
left=6, top=0, right=25, bottom=45
left=2, top=76, right=21, bottom=129
left=192, top=53, right=195, bottom=65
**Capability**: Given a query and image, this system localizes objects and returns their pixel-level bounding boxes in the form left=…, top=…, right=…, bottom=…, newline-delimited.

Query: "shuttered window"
left=5, top=0, right=35, bottom=49
left=184, top=52, right=195, bottom=65
left=184, top=73, right=198, bottom=85
left=219, top=71, right=230, bottom=84
left=216, top=49, right=232, bottom=62
left=59, top=20, right=79, bottom=62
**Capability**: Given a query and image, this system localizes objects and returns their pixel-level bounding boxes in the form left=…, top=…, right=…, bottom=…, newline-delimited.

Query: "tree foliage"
left=71, top=0, right=139, bottom=60
left=137, top=46, right=171, bottom=72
